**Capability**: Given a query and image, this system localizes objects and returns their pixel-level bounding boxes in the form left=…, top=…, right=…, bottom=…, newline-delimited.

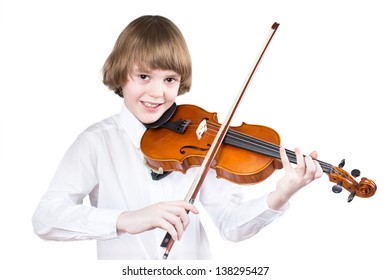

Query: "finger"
left=163, top=212, right=185, bottom=240
left=164, top=204, right=190, bottom=229
left=279, top=146, right=292, bottom=170
left=158, top=219, right=179, bottom=241
left=295, top=147, right=305, bottom=173
left=160, top=201, right=197, bottom=234
left=177, top=207, right=191, bottom=229
left=156, top=201, right=200, bottom=239
left=304, top=155, right=316, bottom=178
left=176, top=201, right=199, bottom=215
left=309, top=150, right=319, bottom=159
left=313, top=160, right=324, bottom=178
left=165, top=201, right=199, bottom=219
left=172, top=202, right=198, bottom=230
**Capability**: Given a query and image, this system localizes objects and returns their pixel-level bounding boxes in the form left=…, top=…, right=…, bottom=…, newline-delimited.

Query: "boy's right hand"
left=116, top=201, right=199, bottom=241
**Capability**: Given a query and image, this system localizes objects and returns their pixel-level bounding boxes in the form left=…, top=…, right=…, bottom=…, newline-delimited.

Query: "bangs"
left=129, top=23, right=190, bottom=77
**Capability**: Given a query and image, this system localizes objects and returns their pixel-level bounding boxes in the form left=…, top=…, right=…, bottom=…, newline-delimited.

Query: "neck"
left=223, top=128, right=333, bottom=174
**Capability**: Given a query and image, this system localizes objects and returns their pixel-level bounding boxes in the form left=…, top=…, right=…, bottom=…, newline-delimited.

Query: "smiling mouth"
left=142, top=101, right=162, bottom=109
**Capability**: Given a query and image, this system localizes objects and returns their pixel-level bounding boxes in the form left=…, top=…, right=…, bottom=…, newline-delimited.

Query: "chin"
left=140, top=114, right=162, bottom=125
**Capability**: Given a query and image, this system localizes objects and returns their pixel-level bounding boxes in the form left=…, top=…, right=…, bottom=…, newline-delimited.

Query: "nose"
left=148, top=80, right=164, bottom=98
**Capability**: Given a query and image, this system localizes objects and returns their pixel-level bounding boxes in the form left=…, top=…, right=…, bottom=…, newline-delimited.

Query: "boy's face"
left=123, top=65, right=181, bottom=124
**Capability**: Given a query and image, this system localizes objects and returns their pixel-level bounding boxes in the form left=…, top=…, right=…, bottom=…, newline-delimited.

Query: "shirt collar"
left=118, top=104, right=146, bottom=149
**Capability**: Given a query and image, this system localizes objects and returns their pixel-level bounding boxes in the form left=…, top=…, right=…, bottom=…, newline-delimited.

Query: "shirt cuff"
left=221, top=194, right=289, bottom=242
left=87, top=208, right=125, bottom=240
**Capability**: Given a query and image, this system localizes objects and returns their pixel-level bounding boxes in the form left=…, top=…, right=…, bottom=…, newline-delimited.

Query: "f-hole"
left=180, top=144, right=211, bottom=154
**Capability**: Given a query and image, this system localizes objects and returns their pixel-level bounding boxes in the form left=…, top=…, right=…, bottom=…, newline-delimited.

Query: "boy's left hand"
left=267, top=146, right=323, bottom=210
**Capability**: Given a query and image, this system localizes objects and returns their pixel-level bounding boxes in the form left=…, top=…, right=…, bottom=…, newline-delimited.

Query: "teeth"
left=143, top=102, right=159, bottom=108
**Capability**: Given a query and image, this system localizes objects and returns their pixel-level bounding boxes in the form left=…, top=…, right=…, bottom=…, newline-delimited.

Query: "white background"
left=1, top=0, right=389, bottom=279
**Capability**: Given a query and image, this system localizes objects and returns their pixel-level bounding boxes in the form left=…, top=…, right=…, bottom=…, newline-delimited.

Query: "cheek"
left=122, top=83, right=142, bottom=101
left=165, top=85, right=180, bottom=101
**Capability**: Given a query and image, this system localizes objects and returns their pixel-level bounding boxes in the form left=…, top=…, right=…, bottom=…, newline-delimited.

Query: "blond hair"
left=102, top=15, right=192, bottom=97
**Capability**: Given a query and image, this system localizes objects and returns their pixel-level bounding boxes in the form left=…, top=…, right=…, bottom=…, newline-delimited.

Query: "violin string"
left=180, top=119, right=336, bottom=175
left=187, top=120, right=295, bottom=160
left=206, top=121, right=335, bottom=174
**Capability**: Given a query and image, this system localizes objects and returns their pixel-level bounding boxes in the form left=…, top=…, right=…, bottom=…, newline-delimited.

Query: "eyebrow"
left=166, top=72, right=181, bottom=78
left=131, top=65, right=181, bottom=78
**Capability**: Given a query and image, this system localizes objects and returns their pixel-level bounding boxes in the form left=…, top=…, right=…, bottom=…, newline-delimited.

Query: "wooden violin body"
left=141, top=104, right=283, bottom=185
left=141, top=104, right=377, bottom=199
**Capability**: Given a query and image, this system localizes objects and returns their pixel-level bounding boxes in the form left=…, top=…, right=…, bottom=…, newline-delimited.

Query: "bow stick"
left=161, top=22, right=280, bottom=259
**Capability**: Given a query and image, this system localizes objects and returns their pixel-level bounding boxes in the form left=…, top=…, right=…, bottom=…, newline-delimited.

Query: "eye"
left=139, top=74, right=149, bottom=80
left=165, top=77, right=179, bottom=84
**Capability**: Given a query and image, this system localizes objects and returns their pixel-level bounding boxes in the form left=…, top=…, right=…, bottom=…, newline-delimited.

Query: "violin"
left=141, top=22, right=377, bottom=259
left=141, top=103, right=377, bottom=200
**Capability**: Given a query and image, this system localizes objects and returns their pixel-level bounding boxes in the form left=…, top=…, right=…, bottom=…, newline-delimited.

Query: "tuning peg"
left=347, top=190, right=356, bottom=203
left=332, top=182, right=343, bottom=193
left=351, top=169, right=361, bottom=178
left=338, top=159, right=345, bottom=168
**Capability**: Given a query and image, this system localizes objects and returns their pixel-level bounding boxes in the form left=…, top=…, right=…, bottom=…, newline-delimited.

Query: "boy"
left=32, top=15, right=322, bottom=260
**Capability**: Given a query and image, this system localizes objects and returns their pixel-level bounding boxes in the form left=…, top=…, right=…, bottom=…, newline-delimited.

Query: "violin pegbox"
left=328, top=159, right=377, bottom=202
left=331, top=159, right=346, bottom=194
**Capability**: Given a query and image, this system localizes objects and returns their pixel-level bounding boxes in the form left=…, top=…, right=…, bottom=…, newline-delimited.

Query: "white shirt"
left=32, top=104, right=287, bottom=260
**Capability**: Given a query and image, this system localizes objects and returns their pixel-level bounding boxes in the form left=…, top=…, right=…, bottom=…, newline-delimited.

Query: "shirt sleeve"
left=200, top=171, right=289, bottom=242
left=32, top=132, right=124, bottom=241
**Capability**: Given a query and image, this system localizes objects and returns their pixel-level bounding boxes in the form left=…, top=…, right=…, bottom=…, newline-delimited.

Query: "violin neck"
left=224, top=129, right=333, bottom=174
